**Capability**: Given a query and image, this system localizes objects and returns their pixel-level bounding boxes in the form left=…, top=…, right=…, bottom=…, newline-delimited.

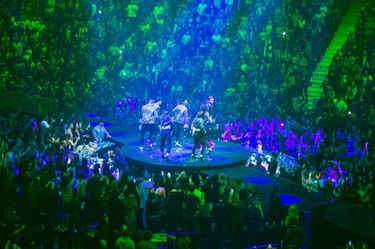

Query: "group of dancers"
left=138, top=96, right=215, bottom=161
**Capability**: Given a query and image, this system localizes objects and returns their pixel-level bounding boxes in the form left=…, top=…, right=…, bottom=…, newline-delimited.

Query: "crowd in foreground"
left=0, top=109, right=291, bottom=249
left=0, top=107, right=373, bottom=249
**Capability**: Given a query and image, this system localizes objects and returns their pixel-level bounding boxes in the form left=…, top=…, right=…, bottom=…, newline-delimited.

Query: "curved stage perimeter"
left=120, top=134, right=249, bottom=172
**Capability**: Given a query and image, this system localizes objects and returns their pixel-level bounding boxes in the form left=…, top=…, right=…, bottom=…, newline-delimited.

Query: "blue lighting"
left=243, top=175, right=273, bottom=185
left=104, top=122, right=112, bottom=127
left=279, top=194, right=302, bottom=205
left=85, top=113, right=98, bottom=118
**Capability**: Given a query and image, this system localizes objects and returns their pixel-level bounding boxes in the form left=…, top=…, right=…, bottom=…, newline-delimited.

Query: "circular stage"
left=120, top=134, right=249, bottom=173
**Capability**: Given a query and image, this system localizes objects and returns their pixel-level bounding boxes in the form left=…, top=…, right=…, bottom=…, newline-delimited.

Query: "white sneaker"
left=175, top=141, right=182, bottom=147
left=207, top=148, right=212, bottom=155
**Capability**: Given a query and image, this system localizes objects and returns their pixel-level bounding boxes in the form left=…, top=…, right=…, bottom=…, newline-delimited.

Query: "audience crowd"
left=1, top=0, right=375, bottom=248
left=1, top=0, right=351, bottom=116
left=0, top=110, right=293, bottom=248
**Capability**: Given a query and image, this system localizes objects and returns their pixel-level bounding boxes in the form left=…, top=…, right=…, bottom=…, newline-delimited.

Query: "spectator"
left=92, top=120, right=111, bottom=143
left=183, top=183, right=201, bottom=232
left=309, top=194, right=327, bottom=249
left=115, top=227, right=136, bottom=249
left=283, top=217, right=305, bottom=249
left=165, top=181, right=184, bottom=232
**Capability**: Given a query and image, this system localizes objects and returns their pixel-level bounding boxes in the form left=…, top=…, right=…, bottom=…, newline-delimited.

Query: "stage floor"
left=120, top=134, right=250, bottom=172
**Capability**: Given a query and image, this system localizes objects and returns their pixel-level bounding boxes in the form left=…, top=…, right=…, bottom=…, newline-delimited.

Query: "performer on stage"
left=139, top=99, right=160, bottom=151
left=191, top=106, right=209, bottom=161
left=151, top=99, right=163, bottom=139
left=172, top=99, right=189, bottom=147
left=160, top=110, right=174, bottom=160
left=204, top=95, right=216, bottom=148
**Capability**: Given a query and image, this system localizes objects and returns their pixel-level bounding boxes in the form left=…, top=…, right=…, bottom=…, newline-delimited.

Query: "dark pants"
left=174, top=123, right=184, bottom=142
left=160, top=128, right=172, bottom=153
left=184, top=215, right=198, bottom=232
left=140, top=123, right=155, bottom=146
left=206, top=125, right=215, bottom=145
left=192, top=131, right=208, bottom=155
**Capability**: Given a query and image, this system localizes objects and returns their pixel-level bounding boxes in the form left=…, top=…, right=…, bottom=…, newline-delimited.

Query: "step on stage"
left=120, top=134, right=249, bottom=172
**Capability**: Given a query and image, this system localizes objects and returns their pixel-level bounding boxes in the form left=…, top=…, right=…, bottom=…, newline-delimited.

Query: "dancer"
left=152, top=99, right=163, bottom=139
left=191, top=106, right=209, bottom=161
left=160, top=110, right=174, bottom=160
left=205, top=96, right=216, bottom=148
left=172, top=99, right=189, bottom=147
left=139, top=99, right=159, bottom=151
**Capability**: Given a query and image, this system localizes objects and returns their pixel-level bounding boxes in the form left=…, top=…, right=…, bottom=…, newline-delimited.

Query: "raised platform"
left=120, top=134, right=249, bottom=172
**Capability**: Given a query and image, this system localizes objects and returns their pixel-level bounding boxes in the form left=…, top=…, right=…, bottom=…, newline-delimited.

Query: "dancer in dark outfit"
left=160, top=110, right=173, bottom=160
